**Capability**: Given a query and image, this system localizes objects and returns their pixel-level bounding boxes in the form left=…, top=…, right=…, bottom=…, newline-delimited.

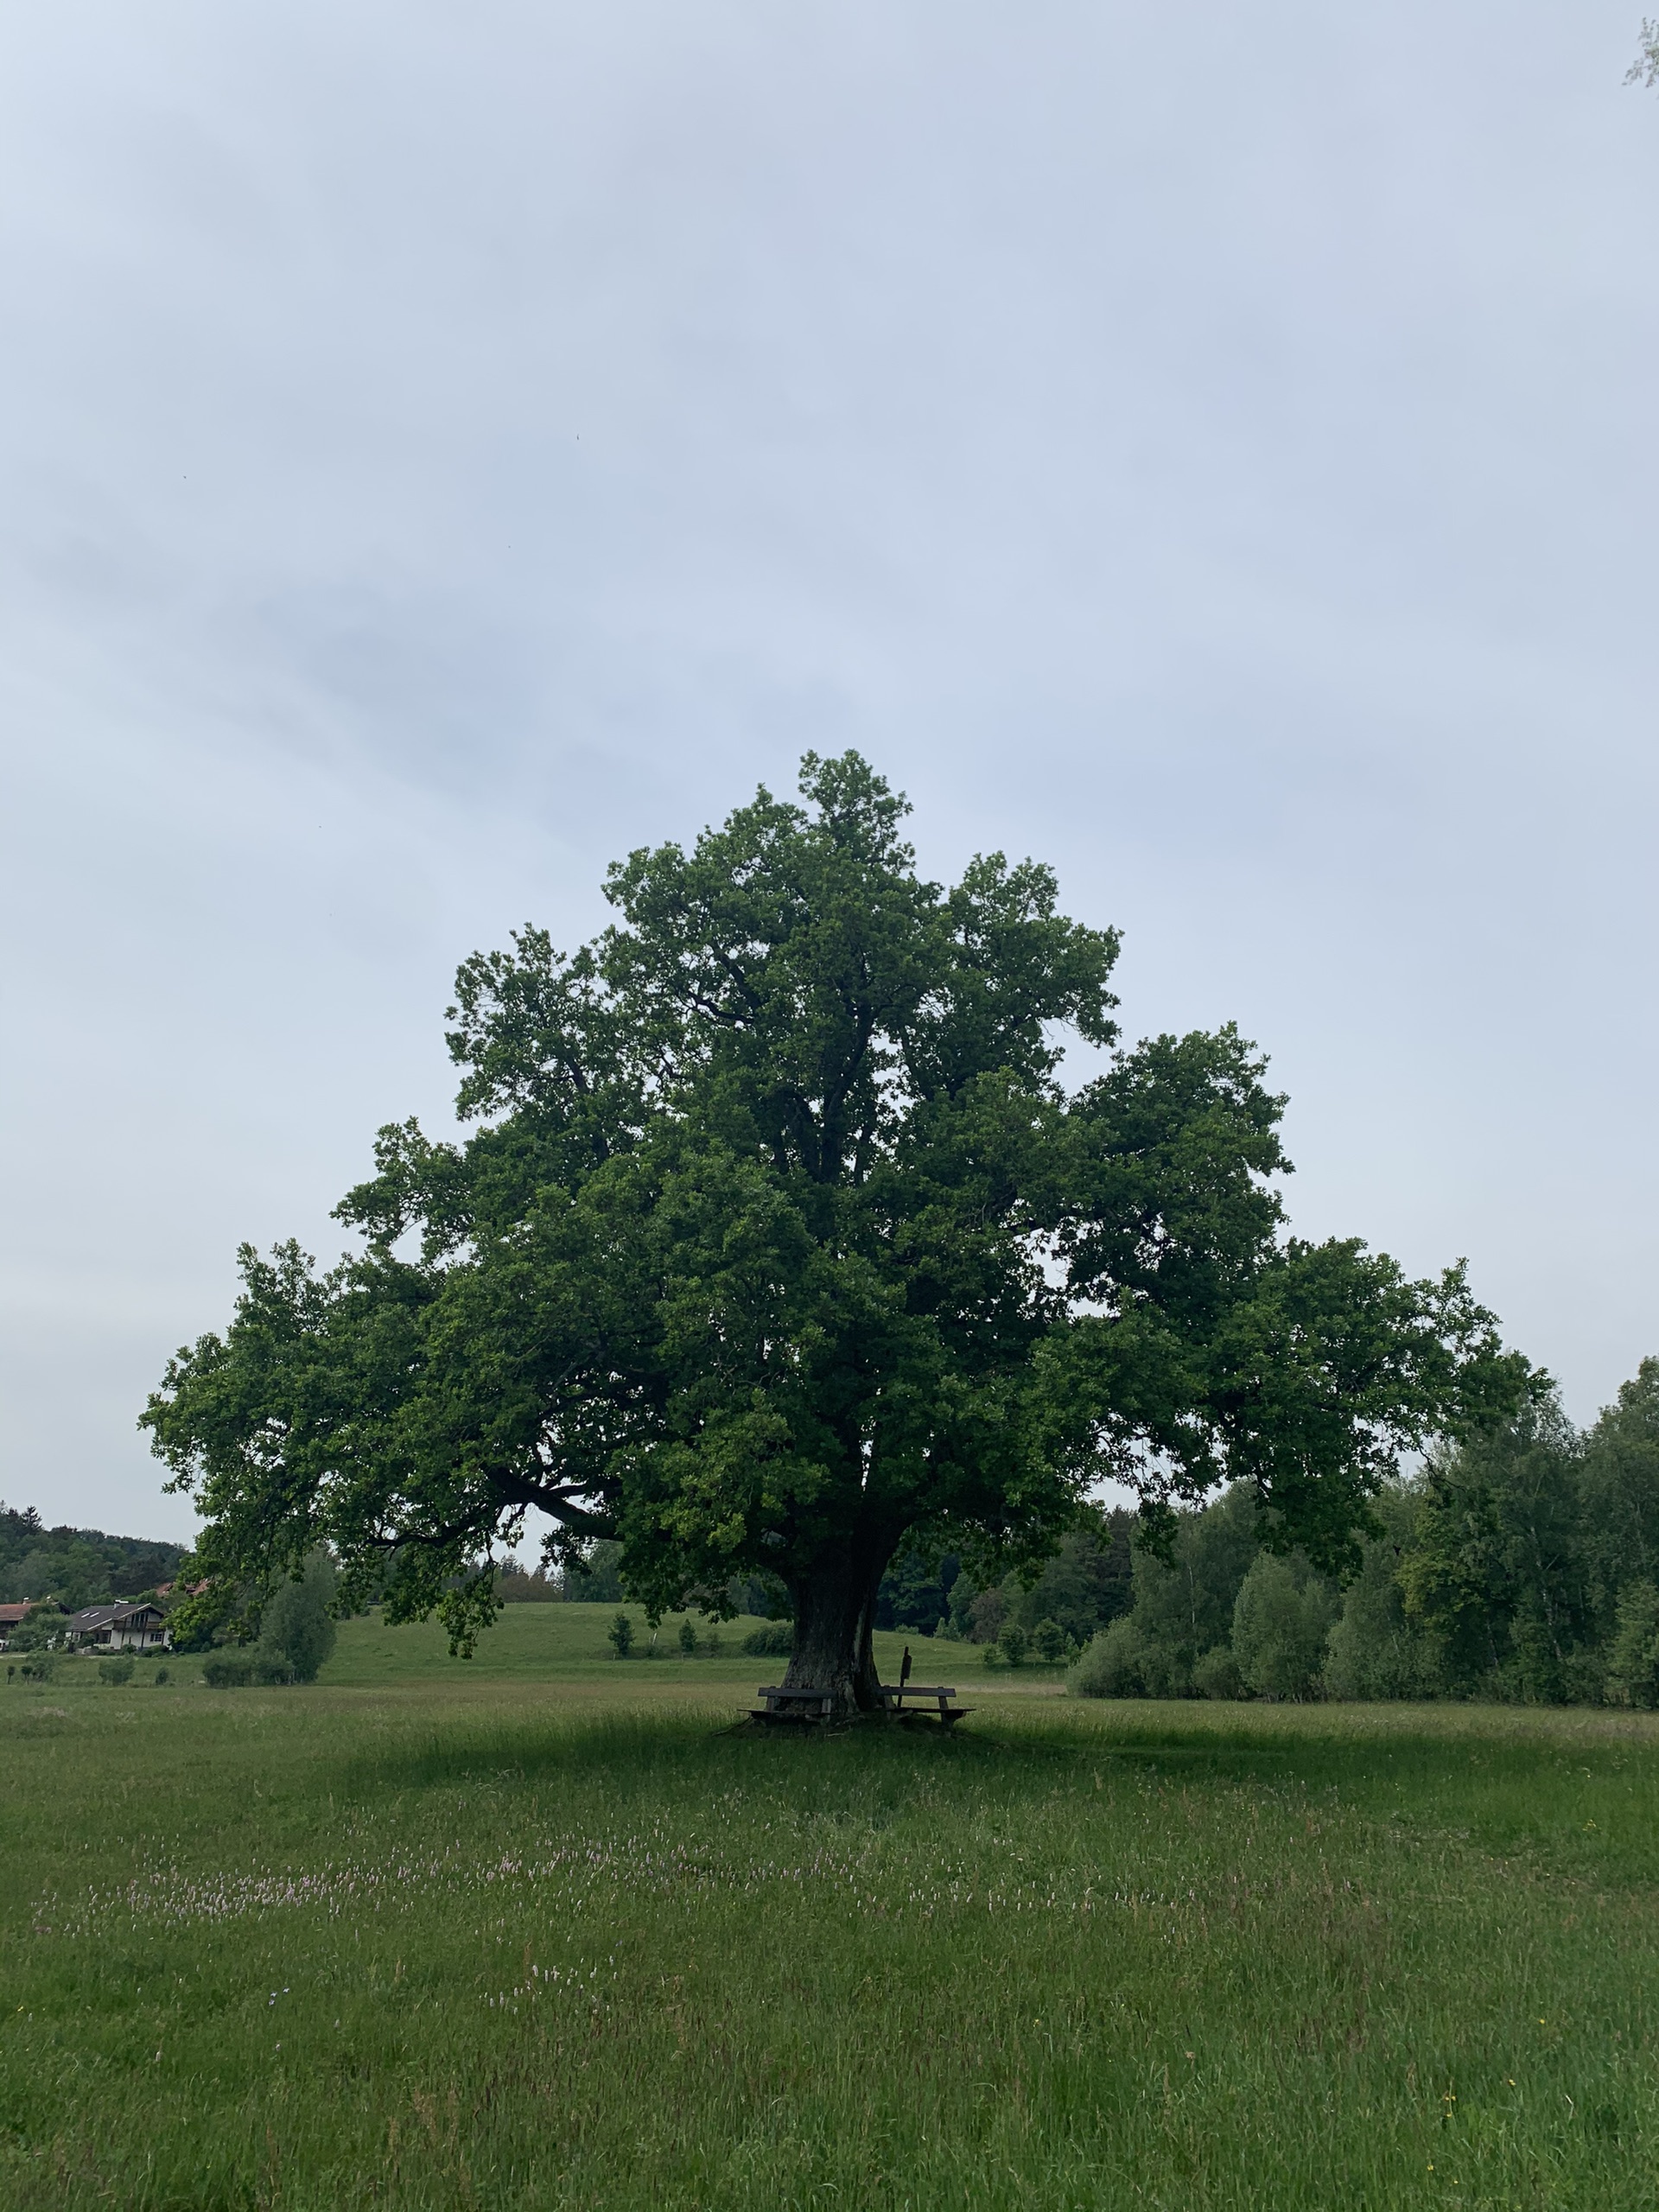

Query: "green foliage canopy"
left=143, top=754, right=1534, bottom=1708
left=1629, top=19, right=1659, bottom=89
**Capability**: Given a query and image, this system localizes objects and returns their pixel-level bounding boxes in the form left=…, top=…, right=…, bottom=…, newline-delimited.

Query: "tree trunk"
left=852, top=1592, right=882, bottom=1711
left=783, top=1546, right=890, bottom=1719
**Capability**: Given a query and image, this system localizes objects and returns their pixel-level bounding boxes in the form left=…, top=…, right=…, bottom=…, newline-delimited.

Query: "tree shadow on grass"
left=365, top=1705, right=1003, bottom=1799
left=349, top=1699, right=1659, bottom=1885
left=352, top=1704, right=1325, bottom=1844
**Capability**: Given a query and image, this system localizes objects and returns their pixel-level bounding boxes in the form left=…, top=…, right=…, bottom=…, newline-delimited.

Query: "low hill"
left=0, top=1501, right=187, bottom=1610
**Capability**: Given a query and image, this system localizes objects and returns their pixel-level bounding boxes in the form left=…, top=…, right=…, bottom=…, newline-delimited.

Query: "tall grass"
left=3, top=1658, right=1657, bottom=2207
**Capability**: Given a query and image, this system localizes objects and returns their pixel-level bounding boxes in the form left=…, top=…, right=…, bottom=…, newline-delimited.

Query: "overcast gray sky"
left=2, top=2, right=1655, bottom=1544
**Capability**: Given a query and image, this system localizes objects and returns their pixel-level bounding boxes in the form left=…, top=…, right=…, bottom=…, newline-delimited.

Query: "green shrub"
left=202, top=1653, right=254, bottom=1688
left=703, top=1629, right=723, bottom=1657
left=1068, top=1617, right=1144, bottom=1698
left=607, top=1611, right=635, bottom=1658
left=257, top=1550, right=338, bottom=1682
left=741, top=1622, right=793, bottom=1656
left=1232, top=1554, right=1338, bottom=1701
left=1192, top=1644, right=1244, bottom=1700
left=998, top=1622, right=1028, bottom=1667
left=1031, top=1618, right=1069, bottom=1665
left=677, top=1619, right=698, bottom=1656
left=154, top=1666, right=170, bottom=1686
left=7, top=1612, right=60, bottom=1656
left=97, top=1654, right=135, bottom=1686
left=1605, top=1582, right=1659, bottom=1709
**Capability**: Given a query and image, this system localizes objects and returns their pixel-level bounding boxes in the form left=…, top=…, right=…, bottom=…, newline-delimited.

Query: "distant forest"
left=0, top=1503, right=186, bottom=1609
left=1065, top=1357, right=1659, bottom=1708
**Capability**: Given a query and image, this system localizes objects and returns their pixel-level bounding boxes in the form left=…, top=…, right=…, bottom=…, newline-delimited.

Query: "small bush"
left=257, top=1550, right=338, bottom=1682
left=607, top=1611, right=635, bottom=1658
left=6, top=1613, right=60, bottom=1656
left=1605, top=1582, right=1659, bottom=1709
left=1232, top=1554, right=1336, bottom=1701
left=154, top=1667, right=170, bottom=1686
left=703, top=1629, right=723, bottom=1657
left=741, top=1622, right=794, bottom=1656
left=202, top=1651, right=296, bottom=1687
left=1192, top=1644, right=1245, bottom=1700
left=1068, top=1618, right=1144, bottom=1699
left=997, top=1622, right=1028, bottom=1668
left=97, top=1655, right=135, bottom=1686
left=677, top=1619, right=698, bottom=1656
left=1031, top=1618, right=1069, bottom=1665
left=967, top=1589, right=1008, bottom=1644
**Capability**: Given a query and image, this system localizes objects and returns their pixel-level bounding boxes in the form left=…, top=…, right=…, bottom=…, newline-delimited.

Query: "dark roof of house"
left=65, top=1602, right=162, bottom=1630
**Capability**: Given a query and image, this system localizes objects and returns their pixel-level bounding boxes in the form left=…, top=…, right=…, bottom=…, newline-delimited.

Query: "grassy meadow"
left=312, top=1601, right=971, bottom=1691
left=3, top=1607, right=1658, bottom=2209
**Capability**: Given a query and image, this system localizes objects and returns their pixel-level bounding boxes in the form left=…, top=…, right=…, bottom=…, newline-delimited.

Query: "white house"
left=60, top=1601, right=170, bottom=1653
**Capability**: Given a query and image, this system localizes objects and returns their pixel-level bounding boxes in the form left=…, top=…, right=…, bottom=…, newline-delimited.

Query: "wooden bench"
left=750, top=1684, right=836, bottom=1726
left=874, top=1684, right=971, bottom=1727
left=748, top=1683, right=972, bottom=1727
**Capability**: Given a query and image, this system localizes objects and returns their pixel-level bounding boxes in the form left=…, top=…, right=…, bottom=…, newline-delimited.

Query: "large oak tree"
left=144, top=754, right=1535, bottom=1713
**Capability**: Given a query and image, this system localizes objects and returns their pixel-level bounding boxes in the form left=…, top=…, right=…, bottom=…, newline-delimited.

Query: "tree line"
left=0, top=1503, right=185, bottom=1611
left=1058, top=1360, right=1659, bottom=1706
